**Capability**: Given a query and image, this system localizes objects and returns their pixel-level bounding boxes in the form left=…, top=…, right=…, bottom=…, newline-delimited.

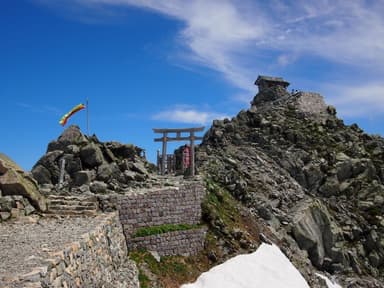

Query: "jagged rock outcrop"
left=198, top=84, right=384, bottom=287
left=0, top=153, right=46, bottom=212
left=32, top=125, right=156, bottom=195
left=292, top=200, right=345, bottom=270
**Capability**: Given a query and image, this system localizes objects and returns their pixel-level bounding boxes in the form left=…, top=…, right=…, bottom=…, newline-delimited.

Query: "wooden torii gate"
left=153, top=127, right=204, bottom=176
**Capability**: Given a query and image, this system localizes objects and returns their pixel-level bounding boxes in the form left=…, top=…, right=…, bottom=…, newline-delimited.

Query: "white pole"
left=58, top=158, right=66, bottom=189
left=86, top=98, right=89, bottom=136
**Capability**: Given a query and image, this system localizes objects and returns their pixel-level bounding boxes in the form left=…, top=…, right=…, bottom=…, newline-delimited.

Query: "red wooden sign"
left=183, top=145, right=191, bottom=168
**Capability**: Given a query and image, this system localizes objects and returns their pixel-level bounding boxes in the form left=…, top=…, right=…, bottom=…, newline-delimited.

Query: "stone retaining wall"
left=8, top=213, right=139, bottom=288
left=119, top=183, right=206, bottom=237
left=118, top=182, right=207, bottom=256
left=295, top=92, right=328, bottom=120
left=128, top=227, right=208, bottom=256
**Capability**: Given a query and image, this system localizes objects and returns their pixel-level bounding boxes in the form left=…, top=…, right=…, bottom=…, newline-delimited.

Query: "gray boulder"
left=130, top=162, right=147, bottom=175
left=31, top=164, right=52, bottom=185
left=97, top=162, right=113, bottom=181
left=105, top=142, right=140, bottom=159
left=101, top=145, right=117, bottom=163
left=32, top=150, right=63, bottom=184
left=90, top=181, right=108, bottom=194
left=124, top=170, right=136, bottom=182
left=318, top=176, right=340, bottom=197
left=63, top=154, right=83, bottom=176
left=0, top=196, right=15, bottom=212
left=303, top=164, right=323, bottom=190
left=352, top=158, right=376, bottom=179
left=292, top=200, right=342, bottom=269
left=80, top=143, right=104, bottom=168
left=336, top=159, right=353, bottom=182
left=64, top=144, right=80, bottom=155
left=0, top=153, right=47, bottom=212
left=47, top=125, right=88, bottom=152
left=73, top=170, right=93, bottom=187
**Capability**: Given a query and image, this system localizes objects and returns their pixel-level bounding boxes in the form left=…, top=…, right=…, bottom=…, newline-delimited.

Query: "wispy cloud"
left=36, top=0, right=384, bottom=114
left=326, top=83, right=384, bottom=117
left=270, top=0, right=384, bottom=68
left=152, top=105, right=229, bottom=125
left=15, top=102, right=62, bottom=116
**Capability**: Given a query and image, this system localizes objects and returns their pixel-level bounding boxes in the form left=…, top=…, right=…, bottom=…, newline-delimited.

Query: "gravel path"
left=0, top=215, right=102, bottom=284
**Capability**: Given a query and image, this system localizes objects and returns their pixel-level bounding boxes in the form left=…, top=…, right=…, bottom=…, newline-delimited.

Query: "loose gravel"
left=0, top=215, right=101, bottom=284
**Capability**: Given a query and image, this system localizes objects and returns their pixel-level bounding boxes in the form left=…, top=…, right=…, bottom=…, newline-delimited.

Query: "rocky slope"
left=197, top=85, right=384, bottom=287
left=0, top=153, right=46, bottom=221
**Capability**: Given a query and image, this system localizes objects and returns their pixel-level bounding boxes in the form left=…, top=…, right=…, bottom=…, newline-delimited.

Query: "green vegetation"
left=137, top=268, right=150, bottom=288
left=202, top=178, right=259, bottom=248
left=129, top=249, right=209, bottom=288
left=202, top=178, right=242, bottom=231
left=133, top=223, right=201, bottom=238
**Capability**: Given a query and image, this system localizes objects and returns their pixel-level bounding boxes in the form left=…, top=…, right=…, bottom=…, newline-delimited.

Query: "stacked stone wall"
left=6, top=213, right=139, bottom=288
left=128, top=227, right=208, bottom=256
left=118, top=182, right=207, bottom=256
left=295, top=92, right=328, bottom=119
left=119, top=183, right=205, bottom=236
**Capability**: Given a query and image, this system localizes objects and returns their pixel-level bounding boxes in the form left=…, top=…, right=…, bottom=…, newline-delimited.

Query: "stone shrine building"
left=255, top=75, right=290, bottom=92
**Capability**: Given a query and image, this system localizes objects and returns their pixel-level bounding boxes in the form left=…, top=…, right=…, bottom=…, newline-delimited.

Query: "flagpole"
left=86, top=98, right=89, bottom=137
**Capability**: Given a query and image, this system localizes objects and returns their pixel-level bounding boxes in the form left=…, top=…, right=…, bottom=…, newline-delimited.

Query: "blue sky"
left=1, top=0, right=384, bottom=170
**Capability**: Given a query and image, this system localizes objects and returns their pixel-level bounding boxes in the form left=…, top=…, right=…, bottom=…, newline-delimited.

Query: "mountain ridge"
left=197, top=83, right=384, bottom=287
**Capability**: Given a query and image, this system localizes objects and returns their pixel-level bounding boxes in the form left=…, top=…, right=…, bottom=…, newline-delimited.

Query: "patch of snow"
left=182, top=243, right=310, bottom=288
left=316, top=273, right=342, bottom=288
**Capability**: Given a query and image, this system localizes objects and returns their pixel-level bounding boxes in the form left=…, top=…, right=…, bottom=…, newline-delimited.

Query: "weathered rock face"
left=32, top=125, right=156, bottom=195
left=251, top=86, right=290, bottom=105
left=0, top=160, right=7, bottom=174
left=0, top=153, right=46, bottom=212
left=0, top=195, right=36, bottom=221
left=292, top=200, right=344, bottom=270
left=198, top=86, right=384, bottom=286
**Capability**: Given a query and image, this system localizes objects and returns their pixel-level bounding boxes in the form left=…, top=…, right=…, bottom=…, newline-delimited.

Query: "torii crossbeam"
left=153, top=127, right=204, bottom=176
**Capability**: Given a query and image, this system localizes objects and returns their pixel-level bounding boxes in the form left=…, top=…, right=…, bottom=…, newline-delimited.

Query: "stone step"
left=47, top=204, right=98, bottom=211
left=47, top=195, right=97, bottom=202
left=45, top=209, right=97, bottom=216
left=46, top=194, right=99, bottom=216
left=48, top=199, right=97, bottom=207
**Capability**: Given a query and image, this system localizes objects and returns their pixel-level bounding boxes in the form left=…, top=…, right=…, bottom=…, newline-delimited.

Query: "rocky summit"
left=32, top=125, right=157, bottom=196
left=198, top=84, right=384, bottom=287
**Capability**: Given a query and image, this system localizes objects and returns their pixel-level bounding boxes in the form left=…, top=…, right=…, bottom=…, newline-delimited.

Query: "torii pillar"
left=153, top=127, right=204, bottom=176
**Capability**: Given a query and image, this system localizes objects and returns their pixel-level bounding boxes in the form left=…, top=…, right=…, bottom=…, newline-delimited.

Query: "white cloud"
left=39, top=0, right=384, bottom=113
left=152, top=106, right=229, bottom=124
left=326, top=83, right=384, bottom=117
left=273, top=0, right=384, bottom=67
left=74, top=1, right=383, bottom=76
left=63, top=0, right=269, bottom=95
left=276, top=53, right=299, bottom=67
